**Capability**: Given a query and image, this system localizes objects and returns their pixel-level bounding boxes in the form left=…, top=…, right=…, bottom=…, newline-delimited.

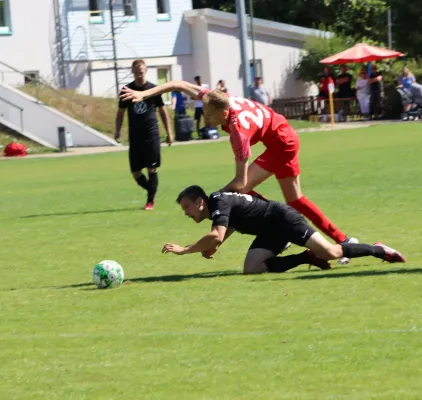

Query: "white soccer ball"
left=92, top=260, right=124, bottom=289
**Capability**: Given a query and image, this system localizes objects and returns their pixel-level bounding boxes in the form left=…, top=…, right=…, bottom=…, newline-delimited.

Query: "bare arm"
left=162, top=226, right=227, bottom=255
left=158, top=106, right=173, bottom=146
left=114, top=108, right=125, bottom=142
left=220, top=159, right=249, bottom=193
left=120, top=81, right=203, bottom=103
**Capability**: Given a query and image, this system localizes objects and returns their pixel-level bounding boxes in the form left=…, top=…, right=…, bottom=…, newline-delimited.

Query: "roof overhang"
left=184, top=8, right=332, bottom=42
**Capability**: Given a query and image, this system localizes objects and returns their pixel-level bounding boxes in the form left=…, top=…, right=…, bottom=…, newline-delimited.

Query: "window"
left=89, top=0, right=104, bottom=24
left=123, top=0, right=136, bottom=17
left=157, top=68, right=170, bottom=102
left=156, top=0, right=170, bottom=21
left=0, top=0, right=12, bottom=35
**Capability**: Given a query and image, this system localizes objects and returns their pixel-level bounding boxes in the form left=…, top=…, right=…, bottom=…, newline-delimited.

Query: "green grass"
left=1, top=123, right=421, bottom=399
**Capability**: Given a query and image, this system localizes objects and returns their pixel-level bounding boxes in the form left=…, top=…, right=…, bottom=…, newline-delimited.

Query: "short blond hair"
left=202, top=90, right=230, bottom=110
left=132, top=58, right=146, bottom=70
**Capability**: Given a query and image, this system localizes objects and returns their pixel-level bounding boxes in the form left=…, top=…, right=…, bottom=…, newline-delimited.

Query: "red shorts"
left=254, top=127, right=300, bottom=179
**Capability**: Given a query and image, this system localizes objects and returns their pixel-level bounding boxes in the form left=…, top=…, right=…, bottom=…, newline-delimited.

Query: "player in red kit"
left=120, top=81, right=358, bottom=263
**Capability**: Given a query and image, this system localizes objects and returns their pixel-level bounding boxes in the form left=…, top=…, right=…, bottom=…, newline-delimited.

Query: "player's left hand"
left=120, top=86, right=144, bottom=103
left=162, top=243, right=186, bottom=255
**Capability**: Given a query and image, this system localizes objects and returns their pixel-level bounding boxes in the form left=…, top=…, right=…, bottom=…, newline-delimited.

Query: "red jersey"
left=223, top=96, right=292, bottom=162
left=198, top=89, right=291, bottom=162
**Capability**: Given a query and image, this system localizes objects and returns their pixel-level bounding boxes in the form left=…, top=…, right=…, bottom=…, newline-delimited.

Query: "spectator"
left=397, top=67, right=416, bottom=113
left=216, top=79, right=228, bottom=93
left=318, top=67, right=335, bottom=99
left=355, top=69, right=371, bottom=119
left=336, top=65, right=354, bottom=98
left=171, top=91, right=186, bottom=117
left=193, top=75, right=209, bottom=137
left=249, top=77, right=272, bottom=106
left=369, top=64, right=383, bottom=119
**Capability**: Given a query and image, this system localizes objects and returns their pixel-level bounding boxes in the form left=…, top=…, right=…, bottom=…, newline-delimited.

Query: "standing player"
left=115, top=59, right=173, bottom=210
left=162, top=186, right=405, bottom=274
left=119, top=81, right=357, bottom=262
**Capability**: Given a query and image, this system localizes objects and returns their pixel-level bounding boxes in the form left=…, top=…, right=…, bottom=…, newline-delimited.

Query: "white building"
left=0, top=0, right=325, bottom=99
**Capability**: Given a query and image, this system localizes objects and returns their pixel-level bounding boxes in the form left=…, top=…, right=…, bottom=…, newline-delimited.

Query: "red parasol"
left=320, top=43, right=404, bottom=64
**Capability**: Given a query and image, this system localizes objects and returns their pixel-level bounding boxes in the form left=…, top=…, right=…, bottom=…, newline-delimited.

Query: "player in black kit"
left=115, top=59, right=173, bottom=210
left=162, top=186, right=405, bottom=273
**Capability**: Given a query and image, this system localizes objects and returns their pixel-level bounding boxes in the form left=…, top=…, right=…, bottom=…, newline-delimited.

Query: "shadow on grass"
left=292, top=267, right=422, bottom=280
left=18, top=207, right=141, bottom=218
left=56, top=270, right=242, bottom=289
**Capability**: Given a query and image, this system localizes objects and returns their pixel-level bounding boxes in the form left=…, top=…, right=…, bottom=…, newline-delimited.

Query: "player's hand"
left=166, top=134, right=174, bottom=146
left=162, top=243, right=186, bottom=255
left=201, top=248, right=217, bottom=259
left=114, top=132, right=121, bottom=142
left=120, top=86, right=144, bottom=103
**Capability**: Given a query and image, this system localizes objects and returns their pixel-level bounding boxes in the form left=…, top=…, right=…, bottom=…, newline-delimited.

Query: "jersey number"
left=230, top=97, right=264, bottom=129
left=222, top=192, right=253, bottom=202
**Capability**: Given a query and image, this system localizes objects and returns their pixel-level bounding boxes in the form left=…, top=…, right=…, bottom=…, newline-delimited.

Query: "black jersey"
left=208, top=192, right=275, bottom=235
left=118, top=81, right=164, bottom=142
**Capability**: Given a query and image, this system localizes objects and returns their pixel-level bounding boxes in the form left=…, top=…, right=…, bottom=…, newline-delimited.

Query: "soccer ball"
left=92, top=260, right=124, bottom=289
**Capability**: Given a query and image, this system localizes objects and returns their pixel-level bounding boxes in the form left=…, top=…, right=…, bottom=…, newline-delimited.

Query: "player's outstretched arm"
left=120, top=81, right=203, bottom=103
left=220, top=159, right=249, bottom=193
left=162, top=226, right=227, bottom=256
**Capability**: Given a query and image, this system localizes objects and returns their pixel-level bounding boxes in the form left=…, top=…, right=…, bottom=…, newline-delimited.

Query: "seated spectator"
left=397, top=67, right=416, bottom=112
left=216, top=79, right=228, bottom=93
left=369, top=64, right=383, bottom=119
left=355, top=69, right=371, bottom=118
left=171, top=91, right=186, bottom=117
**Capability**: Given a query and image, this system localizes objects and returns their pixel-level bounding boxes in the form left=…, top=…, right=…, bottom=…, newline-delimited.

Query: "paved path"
left=0, top=120, right=402, bottom=161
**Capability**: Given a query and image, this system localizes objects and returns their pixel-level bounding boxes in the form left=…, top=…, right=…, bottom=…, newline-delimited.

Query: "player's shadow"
left=55, top=270, right=241, bottom=289
left=293, top=267, right=422, bottom=280
left=18, top=207, right=140, bottom=219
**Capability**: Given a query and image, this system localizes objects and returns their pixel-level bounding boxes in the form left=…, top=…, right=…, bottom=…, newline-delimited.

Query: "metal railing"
left=0, top=60, right=87, bottom=125
left=0, top=95, right=25, bottom=132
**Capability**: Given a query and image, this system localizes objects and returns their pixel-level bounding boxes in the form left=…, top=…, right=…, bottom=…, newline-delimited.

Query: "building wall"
left=62, top=0, right=193, bottom=61
left=206, top=23, right=310, bottom=99
left=0, top=0, right=57, bottom=85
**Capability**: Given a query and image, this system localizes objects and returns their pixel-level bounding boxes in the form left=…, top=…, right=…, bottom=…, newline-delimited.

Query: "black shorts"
left=194, top=107, right=203, bottom=121
left=129, top=138, right=161, bottom=172
left=249, top=203, right=316, bottom=254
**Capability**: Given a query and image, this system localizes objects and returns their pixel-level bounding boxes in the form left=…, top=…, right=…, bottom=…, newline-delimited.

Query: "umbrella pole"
left=328, top=77, right=335, bottom=127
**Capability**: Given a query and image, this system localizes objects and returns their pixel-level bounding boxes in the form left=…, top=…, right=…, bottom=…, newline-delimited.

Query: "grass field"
left=1, top=123, right=421, bottom=399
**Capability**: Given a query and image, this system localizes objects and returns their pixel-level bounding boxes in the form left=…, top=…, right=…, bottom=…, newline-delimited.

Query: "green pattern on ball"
left=92, top=260, right=124, bottom=289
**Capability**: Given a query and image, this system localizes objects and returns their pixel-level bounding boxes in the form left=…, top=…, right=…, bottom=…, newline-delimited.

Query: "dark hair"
left=176, top=185, right=208, bottom=204
left=194, top=75, right=201, bottom=81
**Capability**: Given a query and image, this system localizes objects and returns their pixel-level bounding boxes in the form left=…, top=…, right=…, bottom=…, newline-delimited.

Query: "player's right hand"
left=114, top=132, right=121, bottom=142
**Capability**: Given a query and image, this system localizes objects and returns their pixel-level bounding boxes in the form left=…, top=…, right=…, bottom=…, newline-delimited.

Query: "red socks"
left=288, top=196, right=347, bottom=243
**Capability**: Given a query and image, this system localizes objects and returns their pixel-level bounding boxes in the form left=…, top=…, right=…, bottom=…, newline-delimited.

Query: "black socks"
left=135, top=174, right=148, bottom=190
left=265, top=251, right=310, bottom=273
left=147, top=172, right=158, bottom=203
left=340, top=243, right=385, bottom=259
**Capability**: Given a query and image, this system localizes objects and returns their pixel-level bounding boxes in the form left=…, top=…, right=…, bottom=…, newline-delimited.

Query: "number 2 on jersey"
left=230, top=97, right=265, bottom=129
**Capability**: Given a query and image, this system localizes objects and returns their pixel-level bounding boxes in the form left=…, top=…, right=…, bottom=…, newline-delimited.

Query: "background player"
left=115, top=59, right=173, bottom=210
left=162, top=186, right=405, bottom=274
left=120, top=80, right=357, bottom=262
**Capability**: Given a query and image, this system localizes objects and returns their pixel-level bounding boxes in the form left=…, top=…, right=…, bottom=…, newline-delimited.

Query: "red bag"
left=4, top=142, right=27, bottom=157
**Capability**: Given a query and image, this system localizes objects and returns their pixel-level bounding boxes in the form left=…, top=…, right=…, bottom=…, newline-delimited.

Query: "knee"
left=147, top=168, right=157, bottom=175
left=315, top=245, right=342, bottom=260
left=243, top=260, right=268, bottom=275
left=132, top=171, right=141, bottom=179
